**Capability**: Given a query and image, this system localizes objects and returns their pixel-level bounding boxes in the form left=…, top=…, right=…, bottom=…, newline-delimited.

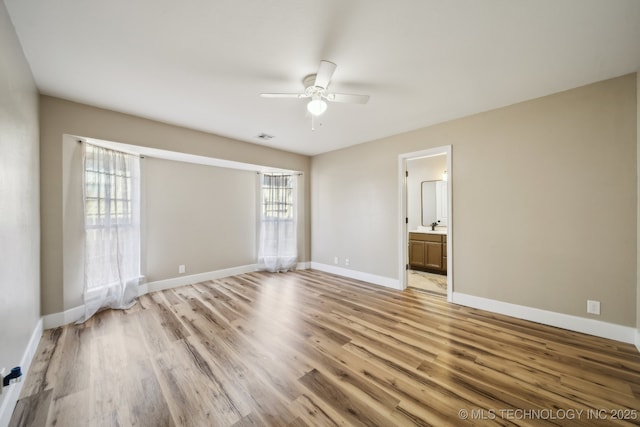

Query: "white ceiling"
left=5, top=0, right=640, bottom=156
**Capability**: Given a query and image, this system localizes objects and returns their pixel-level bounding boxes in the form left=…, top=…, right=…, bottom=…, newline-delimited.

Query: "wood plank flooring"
left=10, top=270, right=640, bottom=426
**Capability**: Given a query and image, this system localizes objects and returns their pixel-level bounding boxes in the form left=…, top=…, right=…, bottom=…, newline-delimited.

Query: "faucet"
left=430, top=221, right=439, bottom=231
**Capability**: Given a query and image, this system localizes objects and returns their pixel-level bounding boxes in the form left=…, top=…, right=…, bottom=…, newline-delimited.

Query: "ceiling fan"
left=260, top=61, right=370, bottom=118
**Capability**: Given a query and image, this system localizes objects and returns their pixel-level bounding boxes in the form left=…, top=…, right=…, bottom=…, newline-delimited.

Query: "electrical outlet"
left=587, top=300, right=600, bottom=315
left=345, top=258, right=350, bottom=266
left=333, top=256, right=338, bottom=265
left=178, top=264, right=186, bottom=274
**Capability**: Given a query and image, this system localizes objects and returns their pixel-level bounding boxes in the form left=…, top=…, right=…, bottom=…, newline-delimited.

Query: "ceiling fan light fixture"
left=261, top=61, right=369, bottom=121
left=307, top=96, right=327, bottom=116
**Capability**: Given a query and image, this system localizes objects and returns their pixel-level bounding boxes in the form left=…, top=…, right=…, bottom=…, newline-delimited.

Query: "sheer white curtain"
left=81, top=143, right=141, bottom=322
left=258, top=173, right=298, bottom=272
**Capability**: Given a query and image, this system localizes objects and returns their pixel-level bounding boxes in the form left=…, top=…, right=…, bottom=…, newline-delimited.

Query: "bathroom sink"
left=415, top=227, right=447, bottom=234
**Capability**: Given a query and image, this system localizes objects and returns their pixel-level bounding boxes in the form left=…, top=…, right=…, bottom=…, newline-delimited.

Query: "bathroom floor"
left=407, top=270, right=447, bottom=295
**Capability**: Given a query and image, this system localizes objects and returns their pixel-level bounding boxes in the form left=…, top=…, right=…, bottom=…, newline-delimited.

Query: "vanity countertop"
left=411, top=227, right=447, bottom=235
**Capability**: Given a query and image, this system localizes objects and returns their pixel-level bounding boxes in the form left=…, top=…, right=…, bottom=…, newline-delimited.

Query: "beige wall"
left=143, top=157, right=257, bottom=282
left=41, top=96, right=311, bottom=315
left=637, top=71, right=640, bottom=335
left=0, top=0, right=40, bottom=400
left=407, top=155, right=447, bottom=232
left=312, top=74, right=637, bottom=327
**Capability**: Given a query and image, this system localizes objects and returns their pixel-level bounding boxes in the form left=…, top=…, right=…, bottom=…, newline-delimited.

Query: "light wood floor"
left=10, top=270, right=640, bottom=426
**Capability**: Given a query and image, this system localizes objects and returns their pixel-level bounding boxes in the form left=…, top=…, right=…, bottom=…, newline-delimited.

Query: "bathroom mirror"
left=421, top=180, right=448, bottom=227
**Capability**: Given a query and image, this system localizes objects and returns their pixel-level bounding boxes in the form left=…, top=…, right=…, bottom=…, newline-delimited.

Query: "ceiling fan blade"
left=314, top=61, right=337, bottom=89
left=260, top=93, right=307, bottom=99
left=325, top=93, right=370, bottom=104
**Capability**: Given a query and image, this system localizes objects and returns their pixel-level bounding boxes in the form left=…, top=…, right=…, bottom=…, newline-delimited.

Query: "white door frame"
left=398, top=145, right=452, bottom=302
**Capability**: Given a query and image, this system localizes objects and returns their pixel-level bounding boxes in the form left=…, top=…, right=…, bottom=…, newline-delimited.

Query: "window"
left=82, top=143, right=141, bottom=321
left=261, top=174, right=294, bottom=220
left=84, top=145, right=135, bottom=228
left=258, top=173, right=298, bottom=272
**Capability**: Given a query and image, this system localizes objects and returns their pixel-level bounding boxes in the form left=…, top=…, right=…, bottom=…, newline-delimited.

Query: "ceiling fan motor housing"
left=303, top=74, right=326, bottom=97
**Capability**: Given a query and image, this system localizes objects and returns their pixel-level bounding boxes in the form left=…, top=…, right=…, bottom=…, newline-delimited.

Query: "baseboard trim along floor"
left=452, top=292, right=637, bottom=345
left=0, top=318, right=42, bottom=427
left=40, top=264, right=639, bottom=347
left=42, top=263, right=310, bottom=329
left=310, top=262, right=401, bottom=290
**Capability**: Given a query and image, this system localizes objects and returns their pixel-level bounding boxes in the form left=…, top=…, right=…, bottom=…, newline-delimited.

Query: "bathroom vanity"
left=408, top=230, right=447, bottom=274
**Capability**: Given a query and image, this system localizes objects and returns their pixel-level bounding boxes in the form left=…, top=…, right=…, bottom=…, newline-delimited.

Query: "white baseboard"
left=41, top=264, right=273, bottom=330
left=452, top=292, right=637, bottom=345
left=309, top=262, right=401, bottom=290
left=146, top=264, right=259, bottom=293
left=41, top=266, right=260, bottom=329
left=39, top=265, right=640, bottom=352
left=42, top=305, right=84, bottom=329
left=0, top=318, right=43, bottom=427
left=296, top=261, right=311, bottom=270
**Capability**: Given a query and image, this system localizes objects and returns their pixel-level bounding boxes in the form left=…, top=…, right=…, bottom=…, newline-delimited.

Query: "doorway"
left=398, top=146, right=452, bottom=301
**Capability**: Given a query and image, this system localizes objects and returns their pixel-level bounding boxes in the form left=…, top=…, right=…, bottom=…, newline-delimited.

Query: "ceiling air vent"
left=257, top=133, right=274, bottom=140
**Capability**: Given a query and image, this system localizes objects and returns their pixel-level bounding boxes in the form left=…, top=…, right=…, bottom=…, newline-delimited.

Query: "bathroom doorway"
left=398, top=146, right=452, bottom=301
